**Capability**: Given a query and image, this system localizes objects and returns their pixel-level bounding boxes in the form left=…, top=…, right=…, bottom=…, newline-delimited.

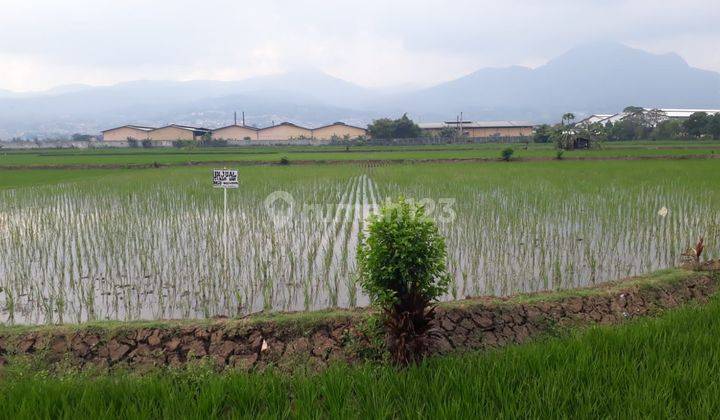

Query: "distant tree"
left=706, top=114, right=720, bottom=140
left=438, top=126, right=457, bottom=139
left=393, top=114, right=422, bottom=138
left=606, top=108, right=663, bottom=141
left=651, top=119, right=684, bottom=140
left=623, top=105, right=645, bottom=114
left=643, top=109, right=667, bottom=127
left=684, top=112, right=710, bottom=137
left=561, top=113, right=576, bottom=126
left=586, top=122, right=608, bottom=141
left=533, top=124, right=554, bottom=143
left=367, top=118, right=396, bottom=139
left=367, top=114, right=422, bottom=139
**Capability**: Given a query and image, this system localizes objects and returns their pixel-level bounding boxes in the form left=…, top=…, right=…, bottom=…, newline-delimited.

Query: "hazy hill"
left=1, top=42, right=719, bottom=138
left=392, top=42, right=720, bottom=122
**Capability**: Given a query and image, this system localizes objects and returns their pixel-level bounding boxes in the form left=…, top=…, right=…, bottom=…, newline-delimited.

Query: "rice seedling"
left=0, top=160, right=718, bottom=324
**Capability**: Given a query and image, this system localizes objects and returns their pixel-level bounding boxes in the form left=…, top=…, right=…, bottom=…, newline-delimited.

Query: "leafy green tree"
left=651, top=119, right=684, bottom=140
left=394, top=114, right=422, bottom=138
left=623, top=105, right=645, bottom=114
left=561, top=113, right=575, bottom=126
left=367, top=114, right=422, bottom=139
left=684, top=112, right=710, bottom=137
left=533, top=124, right=555, bottom=143
left=706, top=114, right=720, bottom=140
left=587, top=122, right=608, bottom=141
left=366, top=118, right=395, bottom=139
left=357, top=197, right=450, bottom=365
left=438, top=126, right=457, bottom=139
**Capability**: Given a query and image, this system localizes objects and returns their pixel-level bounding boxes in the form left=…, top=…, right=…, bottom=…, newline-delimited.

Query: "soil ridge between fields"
left=2, top=152, right=720, bottom=170
left=0, top=266, right=717, bottom=371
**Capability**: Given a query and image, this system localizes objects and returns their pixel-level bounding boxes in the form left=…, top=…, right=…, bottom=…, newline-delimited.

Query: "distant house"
left=418, top=121, right=534, bottom=138
left=147, top=124, right=211, bottom=141
left=102, top=125, right=155, bottom=141
left=211, top=124, right=259, bottom=141
left=311, top=122, right=367, bottom=140
left=257, top=122, right=312, bottom=141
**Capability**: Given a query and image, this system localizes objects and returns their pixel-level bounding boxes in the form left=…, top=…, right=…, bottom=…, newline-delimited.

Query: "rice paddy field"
left=1, top=157, right=719, bottom=325
left=1, top=140, right=720, bottom=168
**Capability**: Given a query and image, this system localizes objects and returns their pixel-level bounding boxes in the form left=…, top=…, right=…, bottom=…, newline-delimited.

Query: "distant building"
left=102, top=125, right=155, bottom=141
left=582, top=108, right=720, bottom=127
left=147, top=124, right=211, bottom=141
left=311, top=122, right=367, bottom=140
left=211, top=124, right=259, bottom=141
left=658, top=108, right=720, bottom=119
left=418, top=121, right=534, bottom=138
left=576, top=114, right=614, bottom=127
left=257, top=122, right=312, bottom=141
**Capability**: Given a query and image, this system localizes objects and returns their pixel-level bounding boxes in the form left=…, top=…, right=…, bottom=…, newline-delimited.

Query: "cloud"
left=0, top=0, right=718, bottom=91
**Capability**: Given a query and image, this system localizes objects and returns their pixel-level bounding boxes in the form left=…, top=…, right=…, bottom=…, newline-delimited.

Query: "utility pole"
left=242, top=111, right=245, bottom=126
left=234, top=111, right=237, bottom=125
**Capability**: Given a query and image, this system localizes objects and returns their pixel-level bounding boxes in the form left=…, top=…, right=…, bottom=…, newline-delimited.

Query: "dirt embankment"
left=0, top=270, right=717, bottom=372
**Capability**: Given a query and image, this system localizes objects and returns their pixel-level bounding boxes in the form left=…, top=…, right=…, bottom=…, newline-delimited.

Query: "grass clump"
left=501, top=147, right=514, bottom=161
left=1, top=294, right=720, bottom=418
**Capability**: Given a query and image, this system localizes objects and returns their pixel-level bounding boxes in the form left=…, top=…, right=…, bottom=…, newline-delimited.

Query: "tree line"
left=534, top=107, right=720, bottom=144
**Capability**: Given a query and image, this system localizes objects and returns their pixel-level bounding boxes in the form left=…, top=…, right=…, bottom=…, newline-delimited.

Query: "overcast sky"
left=1, top=0, right=718, bottom=92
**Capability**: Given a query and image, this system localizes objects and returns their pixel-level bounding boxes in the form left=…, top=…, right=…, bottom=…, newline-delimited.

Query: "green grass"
left=1, top=291, right=718, bottom=419
left=1, top=140, right=719, bottom=168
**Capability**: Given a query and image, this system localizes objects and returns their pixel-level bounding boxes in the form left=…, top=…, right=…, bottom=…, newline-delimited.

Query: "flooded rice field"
left=1, top=162, right=718, bottom=324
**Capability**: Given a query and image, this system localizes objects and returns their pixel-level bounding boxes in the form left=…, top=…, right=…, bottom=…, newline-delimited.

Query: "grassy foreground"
left=1, top=293, right=718, bottom=419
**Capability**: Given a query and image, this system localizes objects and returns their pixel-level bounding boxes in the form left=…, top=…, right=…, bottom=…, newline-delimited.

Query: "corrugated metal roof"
left=102, top=124, right=156, bottom=132
left=212, top=124, right=258, bottom=131
left=419, top=121, right=534, bottom=129
left=659, top=108, right=720, bottom=118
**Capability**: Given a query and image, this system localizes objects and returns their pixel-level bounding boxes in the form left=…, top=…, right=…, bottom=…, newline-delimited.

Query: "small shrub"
left=357, top=197, right=450, bottom=365
left=279, top=157, right=290, bottom=165
left=199, top=138, right=228, bottom=147
left=501, top=147, right=514, bottom=161
left=141, top=139, right=153, bottom=148
left=555, top=149, right=565, bottom=160
left=127, top=139, right=139, bottom=148
left=172, top=140, right=195, bottom=149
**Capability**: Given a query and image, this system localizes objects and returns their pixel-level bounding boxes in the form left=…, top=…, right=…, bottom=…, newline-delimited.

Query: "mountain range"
left=1, top=42, right=719, bottom=139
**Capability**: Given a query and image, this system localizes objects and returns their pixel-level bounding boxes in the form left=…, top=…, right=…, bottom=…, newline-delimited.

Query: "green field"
left=2, top=155, right=719, bottom=325
left=2, top=143, right=720, bottom=417
left=1, top=140, right=720, bottom=168
left=2, top=290, right=718, bottom=419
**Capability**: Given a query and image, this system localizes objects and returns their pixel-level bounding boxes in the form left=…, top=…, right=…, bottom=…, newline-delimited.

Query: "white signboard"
left=213, top=169, right=239, bottom=188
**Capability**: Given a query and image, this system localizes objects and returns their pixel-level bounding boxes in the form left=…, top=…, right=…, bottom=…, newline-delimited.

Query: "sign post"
left=213, top=169, right=239, bottom=269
